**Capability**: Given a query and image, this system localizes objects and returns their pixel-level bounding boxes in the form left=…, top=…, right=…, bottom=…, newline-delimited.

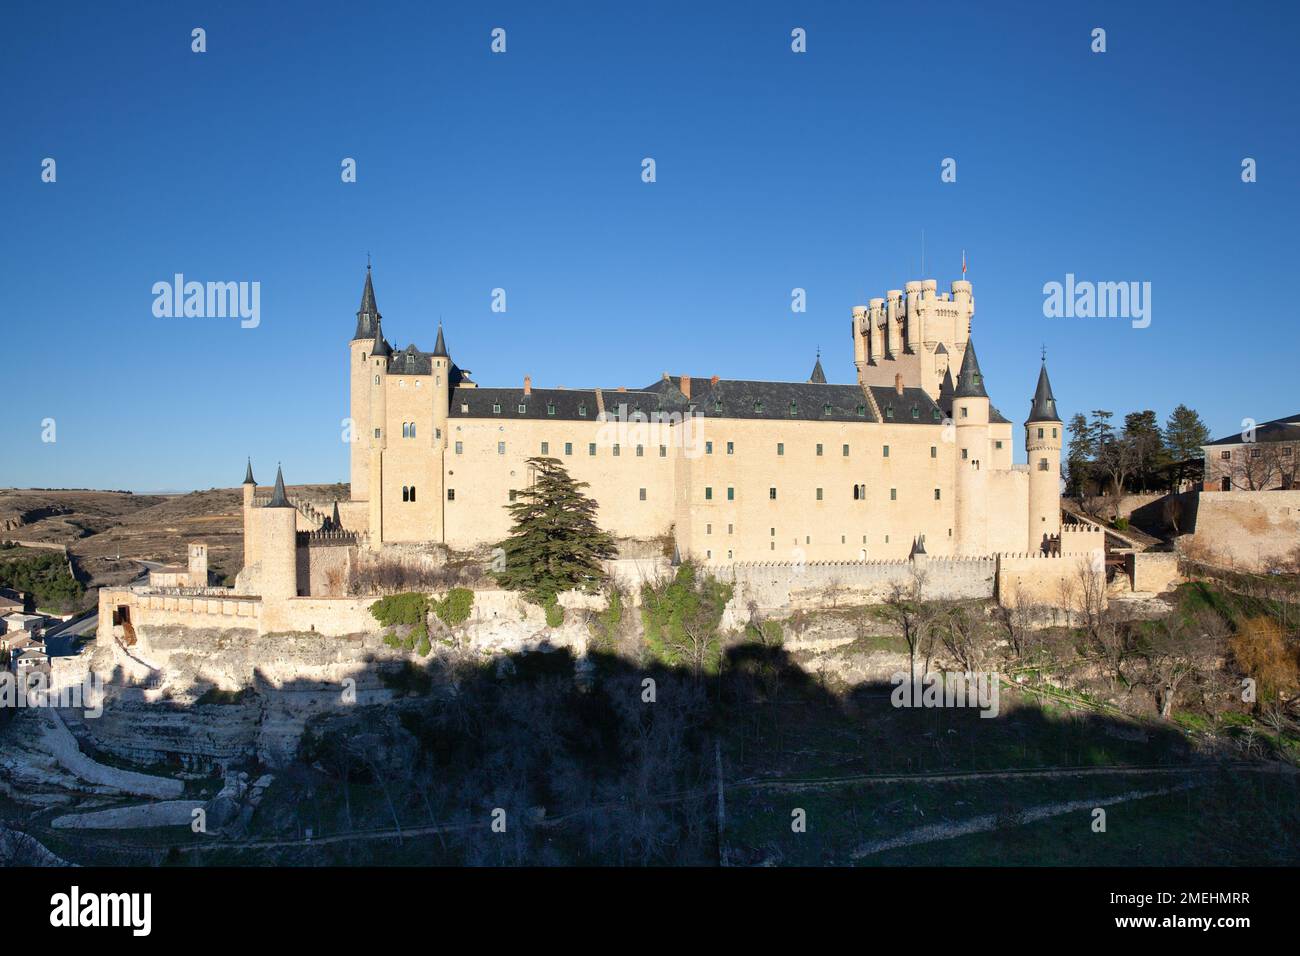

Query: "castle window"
left=853, top=485, right=860, bottom=500
left=777, top=442, right=784, bottom=456
left=883, top=445, right=890, bottom=458
left=410, top=423, right=416, bottom=438
left=727, top=487, right=734, bottom=500
left=707, top=523, right=712, bottom=534
left=816, top=488, right=823, bottom=501
left=706, top=441, right=713, bottom=455
left=823, top=402, right=832, bottom=416
left=402, top=486, right=409, bottom=502
left=541, top=442, right=549, bottom=454
left=727, top=524, right=733, bottom=535
left=842, top=444, right=849, bottom=456
left=613, top=444, right=620, bottom=456
left=518, top=403, right=527, bottom=413
left=362, top=352, right=367, bottom=361
left=460, top=403, right=468, bottom=413
left=409, top=486, right=417, bottom=502
left=1038, top=458, right=1049, bottom=471
left=1251, top=447, right=1261, bottom=459
left=1037, top=428, right=1044, bottom=439
left=705, top=487, right=713, bottom=500
left=455, top=441, right=463, bottom=454
left=706, top=550, right=712, bottom=560
left=754, top=400, right=764, bottom=413
left=727, top=441, right=734, bottom=455
left=770, top=528, right=775, bottom=536
left=1052, top=428, right=1058, bottom=438
left=789, top=402, right=798, bottom=417
left=375, top=375, right=380, bottom=385
left=714, top=400, right=723, bottom=413
left=890, top=488, right=897, bottom=501
left=816, top=443, right=823, bottom=456
left=578, top=403, right=587, bottom=417
left=493, top=403, right=501, bottom=414
left=932, top=409, right=941, bottom=421
left=1284, top=447, right=1294, bottom=457
left=446, top=489, right=453, bottom=501
left=658, top=445, right=667, bottom=457
left=931, top=446, right=937, bottom=458
left=1220, top=451, right=1231, bottom=460
left=995, top=440, right=1003, bottom=449
left=565, top=442, right=573, bottom=455
left=636, top=445, right=644, bottom=456
left=727, top=550, right=733, bottom=559
left=374, top=428, right=381, bottom=438
left=769, top=487, right=777, bottom=500
left=961, top=449, right=968, bottom=459
left=546, top=402, right=556, bottom=415
left=639, top=488, right=647, bottom=501
left=498, top=441, right=505, bottom=455
left=589, top=443, right=597, bottom=456
left=911, top=406, right=919, bottom=419
left=934, top=489, right=941, bottom=500
left=885, top=406, right=894, bottom=419
left=856, top=404, right=866, bottom=417
left=961, top=406, right=969, bottom=418
left=402, top=423, right=409, bottom=438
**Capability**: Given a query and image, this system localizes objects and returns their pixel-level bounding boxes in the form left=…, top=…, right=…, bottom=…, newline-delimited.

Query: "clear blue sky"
left=2, top=1, right=1297, bottom=491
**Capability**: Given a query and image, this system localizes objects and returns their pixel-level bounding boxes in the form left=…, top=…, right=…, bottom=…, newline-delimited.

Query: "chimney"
left=894, top=373, right=904, bottom=396
left=710, top=374, right=719, bottom=385
left=523, top=375, right=532, bottom=396
left=680, top=375, right=692, bottom=400
left=617, top=386, right=627, bottom=392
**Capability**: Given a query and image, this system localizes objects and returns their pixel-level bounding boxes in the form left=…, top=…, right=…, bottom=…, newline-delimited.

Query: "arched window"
left=409, top=422, right=416, bottom=438
left=409, top=486, right=416, bottom=502
left=852, top=485, right=860, bottom=500
left=401, top=423, right=409, bottom=438
left=402, top=486, right=409, bottom=502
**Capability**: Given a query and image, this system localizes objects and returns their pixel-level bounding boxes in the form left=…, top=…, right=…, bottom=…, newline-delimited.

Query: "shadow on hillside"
left=38, top=636, right=1297, bottom=867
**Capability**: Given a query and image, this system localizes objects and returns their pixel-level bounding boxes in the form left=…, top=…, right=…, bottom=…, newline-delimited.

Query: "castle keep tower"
left=350, top=267, right=381, bottom=503
left=258, top=465, right=299, bottom=599
left=366, top=318, right=392, bottom=544
left=1025, top=361, right=1063, bottom=552
left=952, top=339, right=990, bottom=556
left=853, top=278, right=975, bottom=402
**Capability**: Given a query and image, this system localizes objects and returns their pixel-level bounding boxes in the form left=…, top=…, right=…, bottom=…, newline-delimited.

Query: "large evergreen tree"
left=1165, top=404, right=1211, bottom=461
left=494, top=457, right=617, bottom=602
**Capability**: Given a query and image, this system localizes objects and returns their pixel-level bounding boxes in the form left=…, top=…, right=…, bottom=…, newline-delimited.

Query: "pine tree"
left=494, top=457, right=617, bottom=602
left=1165, top=404, right=1211, bottom=461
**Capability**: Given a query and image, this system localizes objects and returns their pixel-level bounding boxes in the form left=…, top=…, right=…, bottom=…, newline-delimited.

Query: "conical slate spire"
left=1026, top=361, right=1061, bottom=423
left=808, top=352, right=826, bottom=384
left=243, top=458, right=255, bottom=485
left=953, top=339, right=989, bottom=398
left=353, top=266, right=382, bottom=340
left=370, top=317, right=392, bottom=358
left=266, top=464, right=293, bottom=508
left=432, top=322, right=449, bottom=358
left=331, top=501, right=342, bottom=529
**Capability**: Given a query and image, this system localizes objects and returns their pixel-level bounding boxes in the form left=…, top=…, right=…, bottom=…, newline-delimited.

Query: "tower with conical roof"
left=952, top=339, right=991, bottom=556
left=350, top=264, right=385, bottom=503
left=258, top=464, right=299, bottom=600
left=1025, top=359, right=1063, bottom=552
left=241, top=458, right=258, bottom=570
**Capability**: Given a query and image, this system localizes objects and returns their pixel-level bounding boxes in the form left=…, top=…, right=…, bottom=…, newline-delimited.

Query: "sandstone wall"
left=1181, top=490, right=1300, bottom=570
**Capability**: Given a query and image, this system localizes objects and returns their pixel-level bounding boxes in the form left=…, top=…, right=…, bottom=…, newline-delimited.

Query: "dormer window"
left=460, top=403, right=469, bottom=413
left=578, top=403, right=587, bottom=417
left=932, top=409, right=941, bottom=420
left=789, top=402, right=798, bottom=417
left=492, top=403, right=501, bottom=414
left=547, top=402, right=556, bottom=416
left=754, top=400, right=764, bottom=413
left=911, top=406, right=919, bottom=419
left=714, top=400, right=722, bottom=413
left=518, top=403, right=527, bottom=413
left=822, top=402, right=832, bottom=416
left=885, top=406, right=894, bottom=420
left=856, top=404, right=866, bottom=417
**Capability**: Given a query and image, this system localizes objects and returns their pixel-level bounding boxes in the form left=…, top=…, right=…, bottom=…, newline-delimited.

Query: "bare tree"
left=877, top=567, right=937, bottom=683
left=938, top=603, right=994, bottom=672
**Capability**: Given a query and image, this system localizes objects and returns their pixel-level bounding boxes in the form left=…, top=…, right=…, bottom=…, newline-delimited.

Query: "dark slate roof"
left=432, top=324, right=449, bottom=358
left=265, top=466, right=293, bottom=508
left=953, top=339, right=988, bottom=398
left=353, top=267, right=381, bottom=340
left=870, top=385, right=946, bottom=424
left=371, top=321, right=393, bottom=358
left=808, top=356, right=826, bottom=384
left=243, top=458, right=255, bottom=485
left=1205, top=413, right=1300, bottom=446
left=1025, top=362, right=1061, bottom=423
left=448, top=386, right=665, bottom=421
left=989, top=406, right=1012, bottom=425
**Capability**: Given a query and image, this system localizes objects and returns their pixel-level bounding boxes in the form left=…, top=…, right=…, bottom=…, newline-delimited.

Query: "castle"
left=233, top=267, right=1064, bottom=596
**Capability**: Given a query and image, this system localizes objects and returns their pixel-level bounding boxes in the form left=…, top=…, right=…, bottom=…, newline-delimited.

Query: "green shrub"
left=544, top=595, right=565, bottom=628
left=433, top=587, right=474, bottom=628
left=370, top=592, right=430, bottom=652
left=588, top=588, right=624, bottom=650
left=640, top=563, right=733, bottom=672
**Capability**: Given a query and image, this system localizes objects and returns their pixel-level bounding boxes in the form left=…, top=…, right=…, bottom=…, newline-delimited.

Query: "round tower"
left=259, top=465, right=299, bottom=600
left=429, top=324, right=452, bottom=542
left=1025, top=360, right=1063, bottom=553
left=952, top=339, right=990, bottom=556
left=241, top=458, right=257, bottom=569
left=350, top=265, right=381, bottom=503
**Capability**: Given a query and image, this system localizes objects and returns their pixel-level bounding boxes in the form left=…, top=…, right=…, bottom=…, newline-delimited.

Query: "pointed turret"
left=243, top=458, right=255, bottom=486
left=353, top=265, right=382, bottom=341
left=807, top=351, right=826, bottom=384
left=266, top=464, right=293, bottom=508
left=370, top=317, right=392, bottom=358
left=432, top=323, right=449, bottom=358
left=953, top=339, right=988, bottom=398
left=331, top=501, right=342, bottom=530
left=1026, top=362, right=1061, bottom=423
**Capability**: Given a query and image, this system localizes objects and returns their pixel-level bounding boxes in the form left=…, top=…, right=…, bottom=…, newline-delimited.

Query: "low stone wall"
left=997, top=551, right=1106, bottom=611
left=1128, top=551, right=1182, bottom=593
left=1181, top=489, right=1300, bottom=571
